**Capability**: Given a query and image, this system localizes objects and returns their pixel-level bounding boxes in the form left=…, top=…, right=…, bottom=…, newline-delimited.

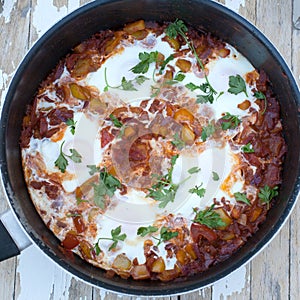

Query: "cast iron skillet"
left=1, top=0, right=300, bottom=296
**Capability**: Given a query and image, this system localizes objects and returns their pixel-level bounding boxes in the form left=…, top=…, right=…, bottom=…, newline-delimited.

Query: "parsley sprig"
left=166, top=19, right=220, bottom=103
left=254, top=91, right=267, bottom=114
left=220, top=112, right=241, bottom=130
left=87, top=165, right=121, bottom=209
left=66, top=118, right=77, bottom=135
left=171, top=132, right=185, bottom=149
left=234, top=192, right=251, bottom=205
left=228, top=75, right=248, bottom=97
left=258, top=185, right=279, bottom=209
left=193, top=204, right=226, bottom=229
left=94, top=225, right=127, bottom=254
left=147, top=155, right=190, bottom=208
left=130, top=51, right=159, bottom=74
left=137, top=225, right=159, bottom=237
left=189, top=184, right=206, bottom=198
left=152, top=227, right=179, bottom=246
left=103, top=67, right=149, bottom=92
left=241, top=142, right=254, bottom=153
left=201, top=122, right=216, bottom=141
left=54, top=141, right=82, bottom=173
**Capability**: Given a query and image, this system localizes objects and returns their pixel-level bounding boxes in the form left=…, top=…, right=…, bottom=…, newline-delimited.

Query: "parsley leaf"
left=201, top=122, right=216, bottom=141
left=121, top=77, right=137, bottom=91
left=254, top=91, right=267, bottom=114
left=171, top=132, right=185, bottom=150
left=165, top=20, right=218, bottom=102
left=189, top=184, right=206, bottom=198
left=212, top=171, right=220, bottom=181
left=241, top=142, right=254, bottom=153
left=228, top=74, right=248, bottom=97
left=147, top=155, right=180, bottom=208
left=185, top=82, right=200, bottom=91
left=130, top=51, right=158, bottom=74
left=109, top=114, right=123, bottom=128
left=188, top=166, right=201, bottom=174
left=258, top=185, right=279, bottom=208
left=153, top=227, right=179, bottom=246
left=234, top=192, right=251, bottom=205
left=66, top=118, right=77, bottom=135
left=87, top=166, right=121, bottom=209
left=220, top=112, right=241, bottom=130
left=137, top=226, right=159, bottom=237
left=159, top=54, right=175, bottom=74
left=193, top=205, right=226, bottom=229
left=94, top=225, right=127, bottom=254
left=54, top=141, right=82, bottom=173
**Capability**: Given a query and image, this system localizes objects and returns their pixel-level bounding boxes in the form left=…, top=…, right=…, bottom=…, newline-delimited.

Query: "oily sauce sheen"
left=20, top=20, right=286, bottom=281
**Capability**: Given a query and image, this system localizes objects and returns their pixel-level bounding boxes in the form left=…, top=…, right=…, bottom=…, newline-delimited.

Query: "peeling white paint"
left=16, top=245, right=72, bottom=300
left=212, top=265, right=249, bottom=299
left=224, top=0, right=245, bottom=13
left=0, top=69, right=13, bottom=112
left=0, top=0, right=17, bottom=23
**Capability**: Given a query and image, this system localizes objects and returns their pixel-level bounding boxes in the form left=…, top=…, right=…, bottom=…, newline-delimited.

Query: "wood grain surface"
left=0, top=0, right=299, bottom=299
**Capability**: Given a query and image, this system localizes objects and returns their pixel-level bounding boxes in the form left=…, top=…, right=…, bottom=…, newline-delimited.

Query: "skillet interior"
left=1, top=0, right=300, bottom=296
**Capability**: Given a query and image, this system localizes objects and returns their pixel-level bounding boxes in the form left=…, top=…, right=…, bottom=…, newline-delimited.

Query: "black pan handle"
left=0, top=210, right=31, bottom=261
left=0, top=219, right=20, bottom=261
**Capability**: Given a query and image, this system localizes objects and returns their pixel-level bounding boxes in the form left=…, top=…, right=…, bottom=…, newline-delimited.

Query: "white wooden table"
left=0, top=1, right=299, bottom=299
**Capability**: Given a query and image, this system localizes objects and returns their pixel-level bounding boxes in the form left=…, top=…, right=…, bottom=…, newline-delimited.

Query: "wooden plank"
left=289, top=2, right=300, bottom=299
left=250, top=1, right=293, bottom=299
left=0, top=0, right=31, bottom=299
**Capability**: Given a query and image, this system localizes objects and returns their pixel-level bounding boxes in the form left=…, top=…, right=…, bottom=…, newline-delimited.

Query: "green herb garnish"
left=109, top=114, right=123, bottom=128
left=166, top=19, right=219, bottom=103
left=254, top=91, right=267, bottom=114
left=189, top=184, right=206, bottom=198
left=201, top=122, right=216, bottom=141
left=193, top=204, right=226, bottom=229
left=234, top=192, right=251, bottom=205
left=152, top=227, right=178, bottom=246
left=212, top=171, right=219, bottom=181
left=147, top=155, right=185, bottom=208
left=54, top=141, right=82, bottom=173
left=66, top=118, right=77, bottom=135
left=188, top=166, right=201, bottom=174
left=130, top=51, right=158, bottom=74
left=137, top=226, right=159, bottom=237
left=220, top=112, right=241, bottom=130
left=171, top=132, right=185, bottom=150
left=159, top=54, right=175, bottom=74
left=258, top=185, right=279, bottom=209
left=241, top=142, right=254, bottom=153
left=228, top=74, right=248, bottom=97
left=94, top=225, right=127, bottom=254
left=87, top=165, right=121, bottom=209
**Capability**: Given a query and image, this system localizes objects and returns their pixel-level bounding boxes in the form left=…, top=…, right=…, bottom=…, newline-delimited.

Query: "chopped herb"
left=258, top=185, right=279, bottom=209
left=188, top=166, right=201, bottom=174
left=201, top=122, right=216, bottom=141
left=76, top=197, right=88, bottom=205
left=66, top=118, right=77, bottom=135
left=220, top=112, right=241, bottom=130
left=159, top=54, right=175, bottom=74
left=174, top=72, right=186, bottom=82
left=109, top=114, right=123, bottom=128
left=193, top=204, right=226, bottom=229
left=228, top=74, right=248, bottom=97
left=87, top=164, right=101, bottom=175
left=241, top=142, right=254, bottom=153
left=87, top=166, right=121, bottom=209
left=130, top=51, right=158, bottom=74
left=166, top=19, right=218, bottom=102
left=186, top=82, right=223, bottom=104
left=54, top=141, right=82, bottom=173
left=185, top=82, right=199, bottom=91
left=94, top=225, right=127, bottom=254
left=152, top=227, right=179, bottom=246
left=212, top=171, right=219, bottom=181
left=254, top=91, right=267, bottom=114
left=66, top=212, right=81, bottom=217
left=137, top=225, right=158, bottom=237
left=147, top=155, right=183, bottom=208
left=171, top=132, right=185, bottom=150
left=234, top=192, right=251, bottom=205
left=104, top=67, right=149, bottom=91
left=189, top=184, right=206, bottom=198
